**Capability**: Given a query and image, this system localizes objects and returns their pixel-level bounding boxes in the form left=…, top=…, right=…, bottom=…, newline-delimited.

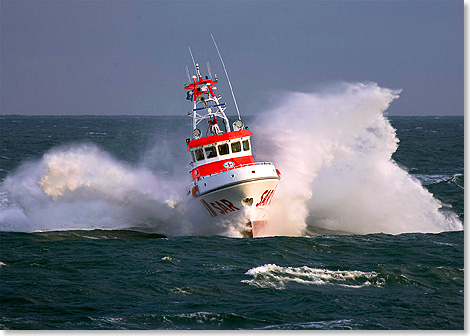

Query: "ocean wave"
left=89, top=311, right=259, bottom=329
left=411, top=173, right=462, bottom=186
left=242, top=264, right=386, bottom=289
left=255, top=319, right=358, bottom=330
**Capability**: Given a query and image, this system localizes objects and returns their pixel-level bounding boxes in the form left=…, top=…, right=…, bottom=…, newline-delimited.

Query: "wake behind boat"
left=184, top=52, right=280, bottom=238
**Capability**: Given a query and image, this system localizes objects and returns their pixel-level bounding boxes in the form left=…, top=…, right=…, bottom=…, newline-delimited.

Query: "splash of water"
left=0, top=144, right=190, bottom=235
left=253, top=82, right=462, bottom=235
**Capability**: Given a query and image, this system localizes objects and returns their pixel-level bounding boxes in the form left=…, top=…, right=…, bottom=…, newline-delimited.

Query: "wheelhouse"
left=187, top=129, right=254, bottom=181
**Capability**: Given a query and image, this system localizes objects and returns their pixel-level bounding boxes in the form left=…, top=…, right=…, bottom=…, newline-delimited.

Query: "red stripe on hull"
left=191, top=156, right=255, bottom=180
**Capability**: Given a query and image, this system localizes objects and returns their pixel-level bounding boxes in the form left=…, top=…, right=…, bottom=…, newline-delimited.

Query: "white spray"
left=253, top=82, right=462, bottom=235
left=0, top=144, right=191, bottom=235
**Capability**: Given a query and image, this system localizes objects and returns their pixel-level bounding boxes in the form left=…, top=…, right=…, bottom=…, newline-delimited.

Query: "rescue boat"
left=184, top=56, right=281, bottom=238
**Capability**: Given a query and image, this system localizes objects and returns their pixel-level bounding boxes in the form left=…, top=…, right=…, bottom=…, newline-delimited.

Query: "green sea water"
left=0, top=115, right=464, bottom=329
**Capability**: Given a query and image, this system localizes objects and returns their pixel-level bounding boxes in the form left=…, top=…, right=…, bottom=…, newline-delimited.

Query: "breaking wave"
left=253, top=82, right=462, bottom=236
left=0, top=144, right=190, bottom=235
left=242, top=264, right=387, bottom=289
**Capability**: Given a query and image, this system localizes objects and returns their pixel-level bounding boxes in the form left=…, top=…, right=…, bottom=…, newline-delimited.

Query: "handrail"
left=193, top=103, right=226, bottom=112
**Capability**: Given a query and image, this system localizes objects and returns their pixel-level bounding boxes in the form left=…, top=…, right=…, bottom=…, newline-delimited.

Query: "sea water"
left=0, top=83, right=463, bottom=329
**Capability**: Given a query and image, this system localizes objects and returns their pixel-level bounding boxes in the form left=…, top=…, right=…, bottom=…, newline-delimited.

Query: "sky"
left=0, top=0, right=463, bottom=116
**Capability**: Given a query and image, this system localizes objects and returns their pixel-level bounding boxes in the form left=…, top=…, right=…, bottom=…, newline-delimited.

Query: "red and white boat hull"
left=190, top=164, right=280, bottom=237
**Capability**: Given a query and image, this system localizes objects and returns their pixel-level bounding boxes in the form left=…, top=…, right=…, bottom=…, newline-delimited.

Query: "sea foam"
left=243, top=263, right=384, bottom=289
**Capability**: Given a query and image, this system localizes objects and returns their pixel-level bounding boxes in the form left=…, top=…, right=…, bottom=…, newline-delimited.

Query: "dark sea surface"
left=0, top=115, right=464, bottom=330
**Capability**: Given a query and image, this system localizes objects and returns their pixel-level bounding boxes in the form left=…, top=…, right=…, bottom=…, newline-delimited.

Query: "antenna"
left=185, top=66, right=191, bottom=83
left=211, top=34, right=241, bottom=120
left=207, top=62, right=212, bottom=78
left=188, top=47, right=197, bottom=74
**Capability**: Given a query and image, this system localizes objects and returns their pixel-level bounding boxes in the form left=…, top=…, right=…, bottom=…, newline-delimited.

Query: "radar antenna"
left=207, top=62, right=212, bottom=78
left=185, top=66, right=191, bottom=83
left=188, top=47, right=197, bottom=74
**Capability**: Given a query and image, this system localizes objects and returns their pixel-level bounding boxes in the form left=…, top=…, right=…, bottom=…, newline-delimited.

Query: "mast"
left=184, top=61, right=233, bottom=139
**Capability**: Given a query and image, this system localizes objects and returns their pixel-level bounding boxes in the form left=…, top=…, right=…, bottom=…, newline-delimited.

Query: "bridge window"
left=242, top=140, right=250, bottom=151
left=231, top=141, right=241, bottom=153
left=191, top=151, right=196, bottom=162
left=218, top=143, right=229, bottom=155
left=195, top=148, right=205, bottom=161
left=205, top=146, right=217, bottom=158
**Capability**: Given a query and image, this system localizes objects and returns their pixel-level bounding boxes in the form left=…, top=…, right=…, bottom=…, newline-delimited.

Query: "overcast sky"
left=1, top=1, right=463, bottom=116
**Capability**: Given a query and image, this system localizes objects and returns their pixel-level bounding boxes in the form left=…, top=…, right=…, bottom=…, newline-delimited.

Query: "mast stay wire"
left=211, top=34, right=242, bottom=121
